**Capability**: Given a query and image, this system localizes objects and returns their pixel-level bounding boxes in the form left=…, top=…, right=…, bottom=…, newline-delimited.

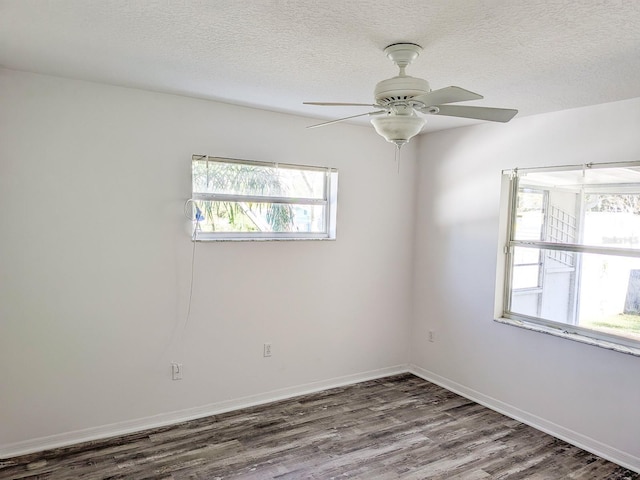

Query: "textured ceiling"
left=1, top=1, right=640, bottom=133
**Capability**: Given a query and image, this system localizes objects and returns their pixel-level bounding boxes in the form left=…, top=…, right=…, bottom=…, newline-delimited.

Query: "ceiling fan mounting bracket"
left=384, top=43, right=423, bottom=68
left=375, top=43, right=430, bottom=108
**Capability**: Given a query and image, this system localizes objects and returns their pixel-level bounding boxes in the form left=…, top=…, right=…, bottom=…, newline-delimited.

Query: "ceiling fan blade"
left=431, top=105, right=518, bottom=122
left=307, top=110, right=386, bottom=129
left=304, top=102, right=381, bottom=108
left=411, top=86, right=483, bottom=106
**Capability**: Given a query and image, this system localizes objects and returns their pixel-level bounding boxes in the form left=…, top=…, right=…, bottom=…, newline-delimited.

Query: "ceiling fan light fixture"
left=370, top=114, right=425, bottom=146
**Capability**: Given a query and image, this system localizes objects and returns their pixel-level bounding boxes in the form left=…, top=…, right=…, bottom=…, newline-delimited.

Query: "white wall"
left=0, top=69, right=416, bottom=454
left=412, top=98, right=640, bottom=469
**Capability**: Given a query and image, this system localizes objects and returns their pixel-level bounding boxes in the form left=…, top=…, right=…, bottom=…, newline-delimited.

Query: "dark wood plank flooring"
left=1, top=374, right=638, bottom=479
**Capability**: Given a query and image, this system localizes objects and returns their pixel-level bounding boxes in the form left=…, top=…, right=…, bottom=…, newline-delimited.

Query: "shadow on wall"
left=421, top=120, right=535, bottom=227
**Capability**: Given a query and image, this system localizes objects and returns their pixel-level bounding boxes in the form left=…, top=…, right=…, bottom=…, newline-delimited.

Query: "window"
left=497, top=162, right=640, bottom=354
left=191, top=155, right=338, bottom=241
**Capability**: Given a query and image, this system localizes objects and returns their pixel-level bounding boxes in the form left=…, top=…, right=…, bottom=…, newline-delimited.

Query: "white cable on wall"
left=161, top=199, right=201, bottom=365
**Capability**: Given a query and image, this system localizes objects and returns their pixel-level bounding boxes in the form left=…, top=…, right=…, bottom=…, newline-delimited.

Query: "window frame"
left=191, top=155, right=338, bottom=241
left=496, top=161, right=640, bottom=356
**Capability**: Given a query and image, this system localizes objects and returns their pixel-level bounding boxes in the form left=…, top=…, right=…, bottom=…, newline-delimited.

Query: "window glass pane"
left=194, top=200, right=326, bottom=234
left=514, top=189, right=545, bottom=241
left=513, top=245, right=540, bottom=265
left=515, top=189, right=640, bottom=249
left=509, top=247, right=640, bottom=342
left=579, top=252, right=640, bottom=342
left=512, top=246, right=541, bottom=290
left=512, top=265, right=540, bottom=289
left=583, top=193, right=640, bottom=249
left=515, top=185, right=579, bottom=244
left=192, top=159, right=325, bottom=199
left=517, top=168, right=640, bottom=249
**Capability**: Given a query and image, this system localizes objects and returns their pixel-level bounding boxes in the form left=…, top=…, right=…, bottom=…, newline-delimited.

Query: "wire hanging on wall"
left=159, top=199, right=203, bottom=366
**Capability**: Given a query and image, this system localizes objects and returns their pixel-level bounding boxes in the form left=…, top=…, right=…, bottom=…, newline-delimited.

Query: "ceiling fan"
left=304, top=43, right=518, bottom=147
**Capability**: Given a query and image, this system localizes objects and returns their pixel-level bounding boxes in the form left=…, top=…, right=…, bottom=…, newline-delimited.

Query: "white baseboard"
left=408, top=363, right=640, bottom=474
left=0, top=364, right=408, bottom=459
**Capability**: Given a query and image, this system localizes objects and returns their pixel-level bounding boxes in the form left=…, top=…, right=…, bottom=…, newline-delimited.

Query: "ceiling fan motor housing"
left=374, top=75, right=430, bottom=107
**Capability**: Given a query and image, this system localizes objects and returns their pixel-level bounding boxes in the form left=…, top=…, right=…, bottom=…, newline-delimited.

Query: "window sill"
left=495, top=317, right=640, bottom=357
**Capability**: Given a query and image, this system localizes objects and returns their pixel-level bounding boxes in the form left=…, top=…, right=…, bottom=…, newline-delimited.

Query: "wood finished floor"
left=1, top=374, right=638, bottom=480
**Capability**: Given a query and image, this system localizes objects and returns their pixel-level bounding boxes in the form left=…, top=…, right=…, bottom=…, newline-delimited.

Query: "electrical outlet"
left=263, top=343, right=272, bottom=357
left=171, top=362, right=183, bottom=380
left=428, top=331, right=435, bottom=343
